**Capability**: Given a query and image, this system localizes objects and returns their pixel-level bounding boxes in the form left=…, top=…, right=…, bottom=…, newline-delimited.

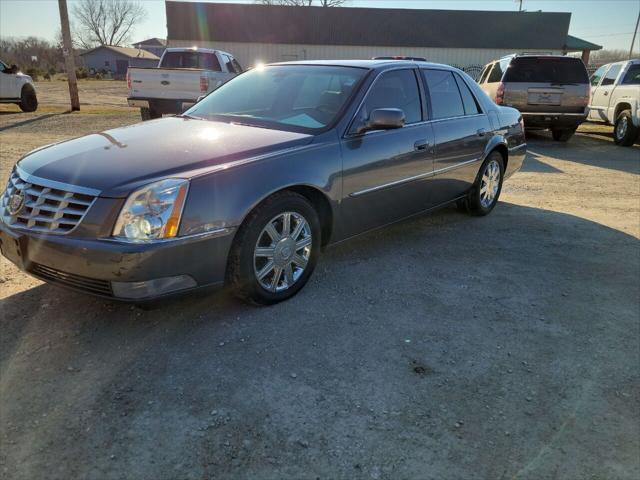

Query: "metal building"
left=165, top=1, right=601, bottom=74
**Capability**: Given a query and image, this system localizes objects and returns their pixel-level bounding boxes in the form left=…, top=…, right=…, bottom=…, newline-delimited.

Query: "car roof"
left=269, top=59, right=454, bottom=70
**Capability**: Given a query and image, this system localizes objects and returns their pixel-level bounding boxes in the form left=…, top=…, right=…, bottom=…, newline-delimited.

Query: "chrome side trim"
left=350, top=157, right=482, bottom=198
left=16, top=164, right=102, bottom=197
left=508, top=143, right=527, bottom=152
left=102, top=227, right=234, bottom=245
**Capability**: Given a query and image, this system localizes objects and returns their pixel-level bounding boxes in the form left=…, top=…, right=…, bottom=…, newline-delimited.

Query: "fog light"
left=111, top=275, right=197, bottom=300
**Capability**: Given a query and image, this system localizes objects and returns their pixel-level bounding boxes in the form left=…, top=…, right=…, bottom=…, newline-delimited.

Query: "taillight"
left=126, top=70, right=131, bottom=90
left=496, top=82, right=505, bottom=105
left=200, top=75, right=209, bottom=93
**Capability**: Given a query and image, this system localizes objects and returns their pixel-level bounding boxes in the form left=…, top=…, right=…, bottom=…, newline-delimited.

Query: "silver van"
left=478, top=55, right=590, bottom=141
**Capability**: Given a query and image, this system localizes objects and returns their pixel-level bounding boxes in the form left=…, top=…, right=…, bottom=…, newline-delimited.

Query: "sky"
left=0, top=0, right=639, bottom=52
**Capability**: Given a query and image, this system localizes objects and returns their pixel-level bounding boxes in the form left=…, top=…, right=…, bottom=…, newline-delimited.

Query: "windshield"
left=185, top=65, right=366, bottom=132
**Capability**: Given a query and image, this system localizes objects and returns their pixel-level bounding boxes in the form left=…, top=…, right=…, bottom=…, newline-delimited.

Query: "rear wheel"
left=18, top=85, right=38, bottom=112
left=466, top=151, right=504, bottom=216
left=551, top=128, right=576, bottom=142
left=226, top=192, right=321, bottom=305
left=613, top=110, right=638, bottom=146
left=140, top=107, right=161, bottom=121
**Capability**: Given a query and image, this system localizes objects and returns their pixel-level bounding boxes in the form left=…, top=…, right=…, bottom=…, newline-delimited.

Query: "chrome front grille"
left=1, top=168, right=96, bottom=234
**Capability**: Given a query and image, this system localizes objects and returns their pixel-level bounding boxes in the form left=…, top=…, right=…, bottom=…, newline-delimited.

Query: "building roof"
left=166, top=1, right=574, bottom=50
left=80, top=45, right=160, bottom=60
left=132, top=38, right=167, bottom=47
left=565, top=35, right=602, bottom=52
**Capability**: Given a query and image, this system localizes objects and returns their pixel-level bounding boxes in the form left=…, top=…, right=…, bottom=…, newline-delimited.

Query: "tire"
left=551, top=128, right=576, bottom=142
left=466, top=151, right=505, bottom=216
left=226, top=191, right=321, bottom=305
left=18, top=85, right=38, bottom=112
left=140, top=107, right=161, bottom=121
left=613, top=110, right=638, bottom=146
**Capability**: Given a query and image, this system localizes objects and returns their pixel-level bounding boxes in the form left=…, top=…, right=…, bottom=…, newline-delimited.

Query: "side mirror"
left=9, top=64, right=19, bottom=74
left=358, top=108, right=405, bottom=134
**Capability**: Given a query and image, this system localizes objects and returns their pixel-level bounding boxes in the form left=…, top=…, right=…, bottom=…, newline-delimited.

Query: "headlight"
left=113, top=179, right=189, bottom=242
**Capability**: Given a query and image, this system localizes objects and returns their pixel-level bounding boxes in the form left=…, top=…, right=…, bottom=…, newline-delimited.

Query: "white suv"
left=0, top=60, right=38, bottom=112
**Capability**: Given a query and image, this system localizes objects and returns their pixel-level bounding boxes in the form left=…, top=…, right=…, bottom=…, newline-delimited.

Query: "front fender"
left=179, top=137, right=342, bottom=237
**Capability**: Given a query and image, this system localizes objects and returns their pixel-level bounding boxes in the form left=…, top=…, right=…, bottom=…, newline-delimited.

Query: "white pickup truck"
left=588, top=59, right=640, bottom=146
left=0, top=59, right=38, bottom=112
left=127, top=47, right=243, bottom=120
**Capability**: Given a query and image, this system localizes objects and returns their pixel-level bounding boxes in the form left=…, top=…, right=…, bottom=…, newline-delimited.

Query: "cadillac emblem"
left=7, top=189, right=25, bottom=215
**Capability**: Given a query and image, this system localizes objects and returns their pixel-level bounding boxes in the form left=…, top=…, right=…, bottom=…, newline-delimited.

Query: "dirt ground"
left=0, top=82, right=639, bottom=480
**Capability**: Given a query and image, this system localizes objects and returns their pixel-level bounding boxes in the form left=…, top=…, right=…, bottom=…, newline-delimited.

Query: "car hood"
left=17, top=116, right=314, bottom=197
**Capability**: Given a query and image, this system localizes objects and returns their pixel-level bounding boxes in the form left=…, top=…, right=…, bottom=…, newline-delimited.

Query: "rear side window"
left=503, top=57, right=589, bottom=84
left=232, top=59, right=243, bottom=73
left=160, top=51, right=222, bottom=71
left=487, top=62, right=504, bottom=83
left=622, top=64, right=640, bottom=85
left=361, top=69, right=422, bottom=124
left=423, top=69, right=465, bottom=119
left=454, top=73, right=481, bottom=115
left=601, top=64, right=622, bottom=86
left=590, top=65, right=609, bottom=86
left=222, top=54, right=236, bottom=73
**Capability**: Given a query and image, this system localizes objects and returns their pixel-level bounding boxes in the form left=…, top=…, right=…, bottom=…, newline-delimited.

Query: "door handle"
left=414, top=139, right=430, bottom=151
left=476, top=128, right=487, bottom=137
left=604, top=91, right=609, bottom=96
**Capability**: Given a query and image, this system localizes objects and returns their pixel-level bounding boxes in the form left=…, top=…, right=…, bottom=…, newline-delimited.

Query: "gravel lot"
left=0, top=83, right=639, bottom=480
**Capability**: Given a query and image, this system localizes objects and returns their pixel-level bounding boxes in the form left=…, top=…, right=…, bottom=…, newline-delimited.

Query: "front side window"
left=622, top=64, right=640, bottom=85
left=423, top=69, right=465, bottom=119
left=454, top=73, right=481, bottom=115
left=601, top=64, right=622, bottom=86
left=590, top=65, right=609, bottom=86
left=357, top=69, right=423, bottom=126
left=186, top=65, right=365, bottom=133
left=478, top=64, right=492, bottom=84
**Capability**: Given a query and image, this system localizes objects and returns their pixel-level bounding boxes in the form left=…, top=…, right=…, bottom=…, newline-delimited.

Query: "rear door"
left=340, top=68, right=435, bottom=236
left=422, top=69, right=492, bottom=204
left=590, top=63, right=622, bottom=121
left=502, top=57, right=590, bottom=113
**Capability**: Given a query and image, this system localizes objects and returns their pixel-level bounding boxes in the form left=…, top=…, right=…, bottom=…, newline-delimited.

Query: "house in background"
left=132, top=38, right=167, bottom=58
left=80, top=45, right=159, bottom=78
left=165, top=1, right=602, bottom=75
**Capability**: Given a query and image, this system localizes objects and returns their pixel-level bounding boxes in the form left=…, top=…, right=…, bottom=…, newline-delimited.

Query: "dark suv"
left=478, top=55, right=590, bottom=141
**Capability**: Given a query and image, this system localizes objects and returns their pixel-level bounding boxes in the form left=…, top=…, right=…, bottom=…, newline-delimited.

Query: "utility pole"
left=58, top=0, right=80, bottom=111
left=518, top=0, right=523, bottom=12
left=630, top=10, right=640, bottom=60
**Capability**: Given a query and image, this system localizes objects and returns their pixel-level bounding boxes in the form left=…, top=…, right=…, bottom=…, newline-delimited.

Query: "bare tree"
left=72, top=0, right=146, bottom=49
left=257, top=0, right=347, bottom=6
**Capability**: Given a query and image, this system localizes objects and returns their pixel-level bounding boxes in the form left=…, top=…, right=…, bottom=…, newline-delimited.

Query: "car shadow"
left=0, top=201, right=638, bottom=479
left=525, top=130, right=640, bottom=175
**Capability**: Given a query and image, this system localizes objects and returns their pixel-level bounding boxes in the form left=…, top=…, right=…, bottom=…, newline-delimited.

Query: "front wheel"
left=551, top=128, right=576, bottom=142
left=465, top=151, right=505, bottom=216
left=18, top=85, right=38, bottom=112
left=613, top=110, right=639, bottom=146
left=226, top=192, right=321, bottom=305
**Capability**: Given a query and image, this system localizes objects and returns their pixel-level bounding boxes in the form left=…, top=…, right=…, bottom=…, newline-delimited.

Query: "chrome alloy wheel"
left=616, top=116, right=628, bottom=140
left=253, top=212, right=312, bottom=293
left=480, top=159, right=501, bottom=208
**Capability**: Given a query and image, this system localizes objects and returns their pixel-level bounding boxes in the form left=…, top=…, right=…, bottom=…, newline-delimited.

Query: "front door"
left=422, top=69, right=491, bottom=204
left=589, top=64, right=621, bottom=122
left=340, top=68, right=435, bottom=238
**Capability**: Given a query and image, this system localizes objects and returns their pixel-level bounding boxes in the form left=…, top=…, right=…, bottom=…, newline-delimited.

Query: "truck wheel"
left=551, top=128, right=576, bottom=142
left=140, top=107, right=161, bottom=121
left=614, top=110, right=638, bottom=146
left=18, top=85, right=38, bottom=112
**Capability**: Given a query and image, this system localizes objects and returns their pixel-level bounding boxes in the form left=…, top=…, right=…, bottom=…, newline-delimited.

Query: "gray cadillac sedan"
left=0, top=60, right=525, bottom=304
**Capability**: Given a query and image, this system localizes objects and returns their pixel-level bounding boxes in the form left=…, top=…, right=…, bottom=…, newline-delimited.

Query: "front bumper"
left=521, top=112, right=587, bottom=130
left=0, top=222, right=235, bottom=301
